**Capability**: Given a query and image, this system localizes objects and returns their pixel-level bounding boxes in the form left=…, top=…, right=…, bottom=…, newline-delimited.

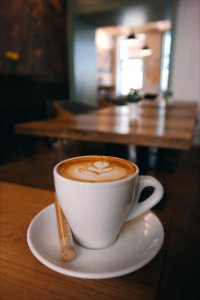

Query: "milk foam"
left=58, top=157, right=135, bottom=182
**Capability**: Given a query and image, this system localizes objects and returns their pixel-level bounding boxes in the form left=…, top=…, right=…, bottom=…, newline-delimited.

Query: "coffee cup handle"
left=126, top=176, right=164, bottom=221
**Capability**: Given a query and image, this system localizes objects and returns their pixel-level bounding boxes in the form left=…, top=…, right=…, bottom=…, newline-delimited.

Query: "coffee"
left=57, top=156, right=136, bottom=182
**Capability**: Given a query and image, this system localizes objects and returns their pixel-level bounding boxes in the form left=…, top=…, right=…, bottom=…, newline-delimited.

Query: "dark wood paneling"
left=0, top=0, right=68, bottom=81
left=0, top=75, right=69, bottom=163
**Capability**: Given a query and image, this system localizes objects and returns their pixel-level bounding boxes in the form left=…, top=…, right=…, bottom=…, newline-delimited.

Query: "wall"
left=0, top=0, right=68, bottom=81
left=171, top=0, right=200, bottom=144
left=142, top=31, right=163, bottom=93
left=96, top=29, right=114, bottom=86
left=0, top=0, right=70, bottom=163
left=73, top=18, right=97, bottom=106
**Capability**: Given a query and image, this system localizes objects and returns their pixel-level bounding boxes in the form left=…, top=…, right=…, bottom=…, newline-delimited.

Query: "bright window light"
left=160, top=31, right=171, bottom=91
left=117, top=37, right=144, bottom=95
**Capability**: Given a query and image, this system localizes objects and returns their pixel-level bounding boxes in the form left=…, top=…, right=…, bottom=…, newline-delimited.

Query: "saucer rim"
left=27, top=204, right=164, bottom=279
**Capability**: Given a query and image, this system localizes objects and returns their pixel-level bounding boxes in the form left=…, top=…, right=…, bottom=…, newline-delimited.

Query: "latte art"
left=80, top=161, right=112, bottom=176
left=57, top=156, right=136, bottom=182
left=78, top=160, right=122, bottom=181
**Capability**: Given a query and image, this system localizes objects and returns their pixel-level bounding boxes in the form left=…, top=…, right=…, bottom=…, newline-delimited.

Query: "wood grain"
left=0, top=181, right=170, bottom=300
left=15, top=101, right=197, bottom=150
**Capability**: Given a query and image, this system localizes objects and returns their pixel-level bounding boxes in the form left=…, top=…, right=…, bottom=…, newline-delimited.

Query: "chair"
left=104, top=96, right=127, bottom=106
left=51, top=99, right=97, bottom=118
left=143, top=93, right=158, bottom=100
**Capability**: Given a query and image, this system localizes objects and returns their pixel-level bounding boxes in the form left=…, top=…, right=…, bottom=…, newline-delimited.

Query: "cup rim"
left=54, top=155, right=139, bottom=185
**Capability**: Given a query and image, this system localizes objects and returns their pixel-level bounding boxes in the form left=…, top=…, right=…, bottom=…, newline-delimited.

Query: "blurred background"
left=0, top=0, right=199, bottom=163
left=0, top=1, right=200, bottom=299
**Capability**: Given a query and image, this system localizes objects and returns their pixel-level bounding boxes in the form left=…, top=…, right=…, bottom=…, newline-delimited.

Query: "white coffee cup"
left=54, top=155, right=164, bottom=249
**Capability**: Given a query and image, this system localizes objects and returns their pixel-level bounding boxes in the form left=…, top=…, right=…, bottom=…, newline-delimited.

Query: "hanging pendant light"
left=127, top=33, right=137, bottom=39
left=139, top=44, right=153, bottom=57
left=126, top=32, right=142, bottom=47
left=124, top=31, right=153, bottom=58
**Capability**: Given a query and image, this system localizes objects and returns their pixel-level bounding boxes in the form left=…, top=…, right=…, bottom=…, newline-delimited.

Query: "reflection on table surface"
left=15, top=100, right=197, bottom=150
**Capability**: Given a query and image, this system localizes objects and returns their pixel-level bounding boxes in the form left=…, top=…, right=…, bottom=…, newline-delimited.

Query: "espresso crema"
left=57, top=156, right=136, bottom=182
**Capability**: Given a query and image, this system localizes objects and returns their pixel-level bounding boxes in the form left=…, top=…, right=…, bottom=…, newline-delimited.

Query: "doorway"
left=95, top=21, right=172, bottom=99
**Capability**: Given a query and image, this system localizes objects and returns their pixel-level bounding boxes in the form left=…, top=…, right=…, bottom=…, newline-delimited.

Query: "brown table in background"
left=15, top=100, right=197, bottom=150
left=0, top=182, right=170, bottom=300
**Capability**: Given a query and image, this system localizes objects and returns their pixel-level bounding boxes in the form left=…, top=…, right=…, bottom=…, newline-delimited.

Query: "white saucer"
left=27, top=204, right=164, bottom=279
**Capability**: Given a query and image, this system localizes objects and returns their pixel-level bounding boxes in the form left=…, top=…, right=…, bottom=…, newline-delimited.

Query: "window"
left=116, top=36, right=144, bottom=96
left=120, top=59, right=143, bottom=95
left=160, top=31, right=171, bottom=91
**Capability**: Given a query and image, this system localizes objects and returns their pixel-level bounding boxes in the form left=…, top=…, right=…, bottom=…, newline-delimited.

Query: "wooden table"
left=15, top=100, right=197, bottom=150
left=0, top=182, right=170, bottom=300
